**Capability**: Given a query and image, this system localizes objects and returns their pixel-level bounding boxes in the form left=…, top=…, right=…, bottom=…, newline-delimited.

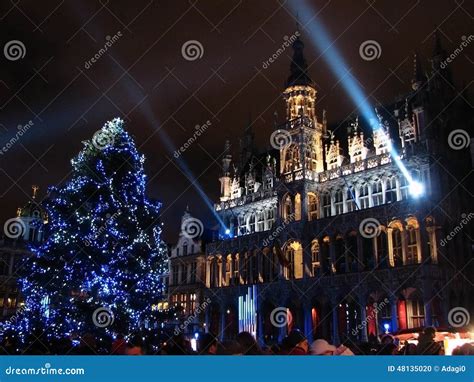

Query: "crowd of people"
left=1, top=326, right=473, bottom=355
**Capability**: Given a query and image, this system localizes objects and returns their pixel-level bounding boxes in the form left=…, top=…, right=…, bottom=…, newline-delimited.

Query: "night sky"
left=0, top=0, right=472, bottom=242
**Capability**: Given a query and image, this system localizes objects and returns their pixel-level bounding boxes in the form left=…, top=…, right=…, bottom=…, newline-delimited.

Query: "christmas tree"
left=10, top=118, right=168, bottom=341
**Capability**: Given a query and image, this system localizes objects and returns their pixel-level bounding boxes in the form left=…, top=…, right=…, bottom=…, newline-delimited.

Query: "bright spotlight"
left=384, top=323, right=390, bottom=333
left=409, top=181, right=424, bottom=198
left=225, top=228, right=231, bottom=235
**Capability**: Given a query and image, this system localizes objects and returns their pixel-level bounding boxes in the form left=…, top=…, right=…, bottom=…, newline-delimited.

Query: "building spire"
left=286, top=33, right=313, bottom=88
left=411, top=51, right=426, bottom=91
left=432, top=26, right=445, bottom=58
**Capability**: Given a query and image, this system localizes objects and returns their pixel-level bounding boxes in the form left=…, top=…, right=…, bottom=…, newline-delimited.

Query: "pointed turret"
left=411, top=52, right=426, bottom=91
left=286, top=35, right=313, bottom=88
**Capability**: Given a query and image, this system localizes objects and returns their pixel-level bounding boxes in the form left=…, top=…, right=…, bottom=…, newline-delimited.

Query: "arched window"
left=256, top=211, right=265, bottom=232
left=308, top=193, right=318, bottom=221
left=248, top=213, right=256, bottom=233
left=238, top=215, right=246, bottom=236
left=322, top=192, right=331, bottom=217
left=400, top=176, right=409, bottom=200
left=334, top=190, right=343, bottom=215
left=359, top=184, right=370, bottom=209
left=311, top=240, right=320, bottom=276
left=346, top=187, right=356, bottom=212
left=283, top=195, right=293, bottom=220
left=225, top=255, right=232, bottom=285
left=385, top=176, right=397, bottom=203
left=233, top=254, right=240, bottom=285
left=406, top=218, right=421, bottom=264
left=265, top=207, right=275, bottom=230
left=294, top=193, right=302, bottom=221
left=392, top=228, right=403, bottom=266
left=372, top=180, right=383, bottom=206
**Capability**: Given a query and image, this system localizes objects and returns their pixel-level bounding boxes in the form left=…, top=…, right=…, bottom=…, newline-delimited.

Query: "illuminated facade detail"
left=167, top=208, right=207, bottom=333
left=197, top=33, right=472, bottom=345
left=0, top=186, right=46, bottom=318
left=238, top=286, right=257, bottom=338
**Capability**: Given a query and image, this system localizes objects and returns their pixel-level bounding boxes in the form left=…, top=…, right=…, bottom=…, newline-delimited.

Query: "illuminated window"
left=406, top=226, right=419, bottom=264
left=392, top=228, right=403, bottom=266
left=346, top=187, right=356, bottom=212
left=334, top=190, right=343, bottom=215
left=410, top=300, right=425, bottom=328
left=385, top=176, right=397, bottom=203
left=311, top=240, right=320, bottom=276
left=400, top=177, right=409, bottom=200
left=372, top=180, right=383, bottom=206
left=308, top=193, right=318, bottom=221
left=322, top=192, right=331, bottom=217
left=359, top=184, right=370, bottom=209
left=256, top=211, right=265, bottom=232
left=248, top=214, right=256, bottom=233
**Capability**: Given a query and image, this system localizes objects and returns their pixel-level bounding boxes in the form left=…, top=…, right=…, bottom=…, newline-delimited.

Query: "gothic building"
left=199, top=32, right=473, bottom=345
left=0, top=186, right=47, bottom=317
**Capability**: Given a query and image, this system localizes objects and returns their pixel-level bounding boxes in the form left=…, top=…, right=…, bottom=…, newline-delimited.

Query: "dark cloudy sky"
left=0, top=0, right=472, bottom=242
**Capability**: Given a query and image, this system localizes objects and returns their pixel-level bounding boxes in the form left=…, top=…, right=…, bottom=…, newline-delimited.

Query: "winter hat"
left=310, top=339, right=337, bottom=355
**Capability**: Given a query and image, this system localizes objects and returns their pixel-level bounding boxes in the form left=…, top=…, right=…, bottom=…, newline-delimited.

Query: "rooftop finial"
left=32, top=185, right=39, bottom=199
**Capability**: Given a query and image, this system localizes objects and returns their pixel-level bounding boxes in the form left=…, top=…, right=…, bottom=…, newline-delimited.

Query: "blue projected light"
left=288, top=1, right=424, bottom=195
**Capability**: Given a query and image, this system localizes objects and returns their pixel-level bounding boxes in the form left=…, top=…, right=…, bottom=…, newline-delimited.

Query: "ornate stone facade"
left=201, top=33, right=473, bottom=346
